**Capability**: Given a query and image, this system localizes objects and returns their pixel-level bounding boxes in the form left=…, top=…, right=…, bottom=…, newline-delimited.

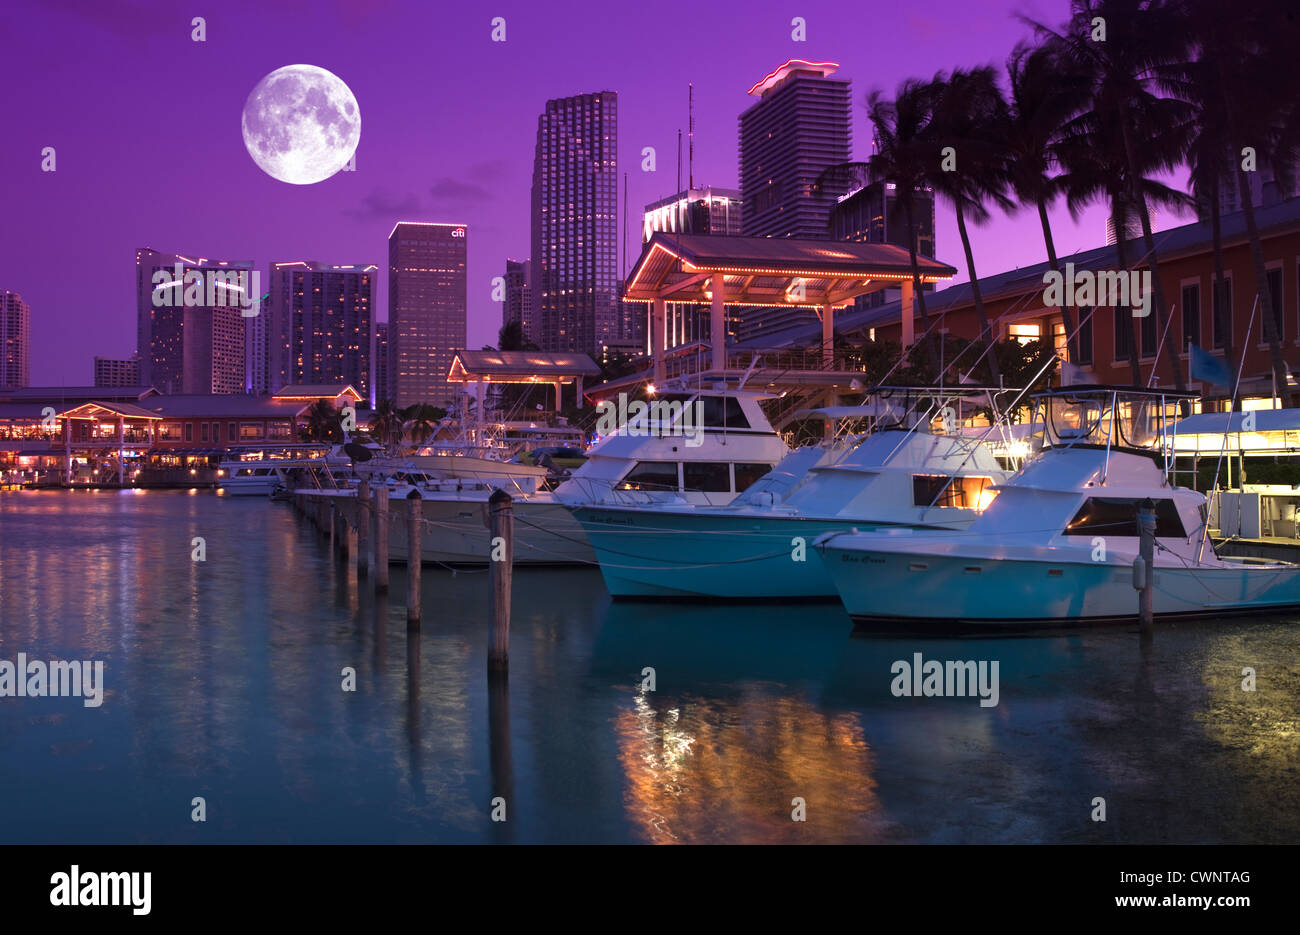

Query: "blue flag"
left=1190, top=344, right=1233, bottom=388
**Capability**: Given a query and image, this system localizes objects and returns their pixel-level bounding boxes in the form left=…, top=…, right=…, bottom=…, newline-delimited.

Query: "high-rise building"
left=135, top=249, right=252, bottom=394
left=740, top=60, right=851, bottom=239
left=637, top=188, right=745, bottom=353
left=267, top=261, right=375, bottom=397
left=1202, top=166, right=1298, bottom=220
left=530, top=91, right=620, bottom=354
left=830, top=175, right=937, bottom=310
left=502, top=259, right=534, bottom=339
left=0, top=291, right=30, bottom=389
left=642, top=187, right=744, bottom=242
left=374, top=321, right=389, bottom=405
left=388, top=222, right=467, bottom=408
left=94, top=354, right=141, bottom=387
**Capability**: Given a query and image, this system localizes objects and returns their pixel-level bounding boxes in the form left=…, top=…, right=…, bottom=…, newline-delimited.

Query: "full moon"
left=241, top=64, right=360, bottom=185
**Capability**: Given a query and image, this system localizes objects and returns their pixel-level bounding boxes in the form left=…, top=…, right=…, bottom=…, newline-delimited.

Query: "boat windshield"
left=1041, top=390, right=1186, bottom=450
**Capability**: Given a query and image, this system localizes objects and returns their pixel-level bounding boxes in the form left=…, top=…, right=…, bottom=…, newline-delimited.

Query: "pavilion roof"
left=624, top=232, right=956, bottom=307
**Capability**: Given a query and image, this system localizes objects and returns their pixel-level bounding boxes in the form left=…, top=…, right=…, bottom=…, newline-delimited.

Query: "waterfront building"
left=0, top=384, right=358, bottom=486
left=740, top=196, right=1300, bottom=409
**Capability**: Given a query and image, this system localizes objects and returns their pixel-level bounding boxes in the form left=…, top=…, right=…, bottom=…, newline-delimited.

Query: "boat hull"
left=335, top=494, right=593, bottom=565
left=818, top=541, right=1300, bottom=627
left=575, top=507, right=889, bottom=599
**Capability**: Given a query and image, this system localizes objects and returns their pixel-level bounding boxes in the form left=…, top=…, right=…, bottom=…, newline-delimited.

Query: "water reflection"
left=2, top=491, right=1299, bottom=843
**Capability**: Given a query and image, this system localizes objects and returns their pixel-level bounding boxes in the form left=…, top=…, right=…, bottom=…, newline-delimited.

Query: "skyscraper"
left=830, top=174, right=937, bottom=309
left=135, top=249, right=252, bottom=394
left=374, top=321, right=389, bottom=405
left=0, top=291, right=30, bottom=389
left=740, top=60, right=851, bottom=239
left=388, top=222, right=467, bottom=408
left=267, top=261, right=375, bottom=397
left=642, top=187, right=744, bottom=242
left=502, top=259, right=534, bottom=339
left=638, top=188, right=745, bottom=353
left=94, top=354, right=141, bottom=387
left=530, top=91, right=620, bottom=354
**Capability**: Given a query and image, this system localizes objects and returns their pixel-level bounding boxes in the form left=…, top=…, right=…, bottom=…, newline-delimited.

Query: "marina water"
left=2, top=489, right=1298, bottom=844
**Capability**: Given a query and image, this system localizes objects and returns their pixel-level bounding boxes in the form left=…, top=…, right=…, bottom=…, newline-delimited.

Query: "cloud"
left=345, top=188, right=421, bottom=221
left=428, top=177, right=494, bottom=205
left=41, top=0, right=171, bottom=38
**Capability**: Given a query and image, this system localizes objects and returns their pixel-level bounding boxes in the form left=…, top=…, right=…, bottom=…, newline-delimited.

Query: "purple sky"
left=1, top=0, right=1192, bottom=386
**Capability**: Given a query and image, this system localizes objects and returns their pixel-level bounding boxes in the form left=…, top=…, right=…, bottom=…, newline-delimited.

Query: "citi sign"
left=451, top=228, right=466, bottom=238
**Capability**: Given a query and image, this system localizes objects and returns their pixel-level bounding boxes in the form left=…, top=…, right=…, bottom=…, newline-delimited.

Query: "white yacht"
left=815, top=386, right=1300, bottom=627
left=339, top=384, right=791, bottom=565
left=571, top=387, right=1023, bottom=599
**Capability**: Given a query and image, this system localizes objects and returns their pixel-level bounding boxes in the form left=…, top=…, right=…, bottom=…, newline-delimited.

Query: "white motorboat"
left=335, top=384, right=792, bottom=565
left=571, top=387, right=1025, bottom=599
left=815, top=386, right=1300, bottom=628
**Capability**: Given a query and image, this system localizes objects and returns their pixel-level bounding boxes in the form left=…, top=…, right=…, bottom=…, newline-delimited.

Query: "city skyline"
left=2, top=0, right=1174, bottom=386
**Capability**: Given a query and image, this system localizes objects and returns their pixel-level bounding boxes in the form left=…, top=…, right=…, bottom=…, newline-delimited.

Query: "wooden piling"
left=333, top=499, right=349, bottom=561
left=1137, top=498, right=1156, bottom=637
left=356, top=479, right=370, bottom=579
left=406, top=489, right=422, bottom=626
left=487, top=489, right=514, bottom=672
left=374, top=483, right=389, bottom=592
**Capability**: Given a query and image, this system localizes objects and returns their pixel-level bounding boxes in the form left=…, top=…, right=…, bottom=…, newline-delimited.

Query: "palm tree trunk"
left=1113, top=202, right=1143, bottom=386
left=1037, top=198, right=1077, bottom=364
left=901, top=198, right=937, bottom=366
left=1135, top=197, right=1186, bottom=394
left=1116, top=97, right=1185, bottom=395
left=954, top=198, right=1002, bottom=384
left=1208, top=179, right=1240, bottom=409
left=1236, top=166, right=1293, bottom=406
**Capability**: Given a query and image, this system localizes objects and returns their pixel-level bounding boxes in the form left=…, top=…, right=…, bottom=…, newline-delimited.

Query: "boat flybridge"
left=815, top=385, right=1300, bottom=628
left=572, top=385, right=1032, bottom=599
left=336, top=381, right=793, bottom=565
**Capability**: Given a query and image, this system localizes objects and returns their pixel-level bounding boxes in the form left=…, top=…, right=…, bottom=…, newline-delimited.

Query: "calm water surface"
left=1, top=489, right=1298, bottom=844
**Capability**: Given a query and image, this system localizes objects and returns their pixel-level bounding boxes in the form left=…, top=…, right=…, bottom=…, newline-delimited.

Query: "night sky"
left=1, top=0, right=1182, bottom=385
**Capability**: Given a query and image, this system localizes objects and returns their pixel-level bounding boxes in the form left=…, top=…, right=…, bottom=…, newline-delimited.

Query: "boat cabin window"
left=693, top=395, right=751, bottom=429
left=734, top=462, right=773, bottom=492
left=912, top=474, right=996, bottom=509
left=1063, top=498, right=1186, bottom=537
left=683, top=462, right=731, bottom=493
left=617, top=461, right=680, bottom=492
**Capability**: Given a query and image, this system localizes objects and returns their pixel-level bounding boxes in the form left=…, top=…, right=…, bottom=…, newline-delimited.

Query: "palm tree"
left=1162, top=0, right=1240, bottom=402
left=1054, top=104, right=1190, bottom=386
left=923, top=66, right=1015, bottom=384
left=1164, top=0, right=1299, bottom=404
left=401, top=403, right=444, bottom=451
left=1027, top=0, right=1192, bottom=396
left=300, top=399, right=341, bottom=443
left=865, top=79, right=944, bottom=364
left=1005, top=39, right=1092, bottom=364
left=498, top=320, right=538, bottom=352
left=369, top=398, right=405, bottom=453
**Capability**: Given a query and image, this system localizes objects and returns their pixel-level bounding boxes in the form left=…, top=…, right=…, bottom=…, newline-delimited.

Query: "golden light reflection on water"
left=615, top=688, right=884, bottom=844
